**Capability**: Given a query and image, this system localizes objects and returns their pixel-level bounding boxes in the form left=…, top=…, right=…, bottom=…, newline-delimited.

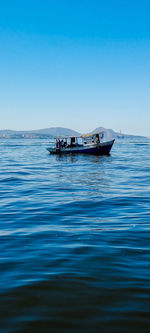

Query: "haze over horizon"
left=0, top=1, right=150, bottom=136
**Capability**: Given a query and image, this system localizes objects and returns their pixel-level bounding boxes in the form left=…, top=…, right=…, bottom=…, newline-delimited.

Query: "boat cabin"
left=82, top=132, right=104, bottom=145
left=54, top=132, right=104, bottom=149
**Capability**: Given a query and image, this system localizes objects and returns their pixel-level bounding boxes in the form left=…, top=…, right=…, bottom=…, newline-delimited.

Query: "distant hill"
left=0, top=126, right=146, bottom=139
left=0, top=127, right=80, bottom=139
left=32, top=127, right=80, bottom=137
left=0, top=129, right=18, bottom=135
left=91, top=127, right=117, bottom=139
left=91, top=127, right=146, bottom=139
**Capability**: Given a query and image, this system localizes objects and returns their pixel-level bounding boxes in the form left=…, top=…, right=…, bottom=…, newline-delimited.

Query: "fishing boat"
left=47, top=132, right=115, bottom=155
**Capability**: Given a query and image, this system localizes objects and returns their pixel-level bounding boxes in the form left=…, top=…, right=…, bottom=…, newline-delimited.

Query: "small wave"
left=0, top=138, right=150, bottom=333
left=0, top=177, right=26, bottom=183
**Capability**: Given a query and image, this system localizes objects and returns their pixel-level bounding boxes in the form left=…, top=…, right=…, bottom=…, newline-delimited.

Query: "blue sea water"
left=0, top=137, right=150, bottom=333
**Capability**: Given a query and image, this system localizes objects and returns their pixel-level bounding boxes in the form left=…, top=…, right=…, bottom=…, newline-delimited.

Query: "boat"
left=47, top=132, right=115, bottom=155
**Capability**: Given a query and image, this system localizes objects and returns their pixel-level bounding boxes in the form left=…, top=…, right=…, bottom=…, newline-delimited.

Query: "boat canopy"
left=81, top=132, right=104, bottom=138
left=53, top=132, right=104, bottom=140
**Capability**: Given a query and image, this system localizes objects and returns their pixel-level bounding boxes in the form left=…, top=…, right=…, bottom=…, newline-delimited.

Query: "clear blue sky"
left=0, top=0, right=150, bottom=135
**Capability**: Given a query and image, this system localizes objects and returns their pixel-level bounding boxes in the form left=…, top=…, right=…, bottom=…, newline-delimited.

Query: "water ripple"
left=0, top=137, right=150, bottom=332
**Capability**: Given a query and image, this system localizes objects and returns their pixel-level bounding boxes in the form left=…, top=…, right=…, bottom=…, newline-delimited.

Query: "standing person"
left=95, top=134, right=100, bottom=144
left=60, top=139, right=64, bottom=148
left=58, top=139, right=61, bottom=149
left=64, top=139, right=67, bottom=147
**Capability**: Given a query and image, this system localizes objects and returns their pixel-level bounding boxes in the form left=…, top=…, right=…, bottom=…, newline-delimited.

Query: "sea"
left=0, top=137, right=150, bottom=333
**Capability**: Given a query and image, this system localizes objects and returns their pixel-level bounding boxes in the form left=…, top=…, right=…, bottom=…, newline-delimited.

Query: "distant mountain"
left=0, top=129, right=18, bottom=135
left=0, top=126, right=146, bottom=139
left=32, top=127, right=80, bottom=137
left=0, top=127, right=80, bottom=139
left=91, top=127, right=117, bottom=139
left=91, top=127, right=145, bottom=139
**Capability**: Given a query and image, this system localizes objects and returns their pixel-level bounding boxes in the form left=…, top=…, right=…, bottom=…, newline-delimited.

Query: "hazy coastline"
left=0, top=126, right=147, bottom=139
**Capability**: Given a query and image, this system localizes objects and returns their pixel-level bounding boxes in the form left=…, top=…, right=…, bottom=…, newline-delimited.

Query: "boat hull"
left=47, top=139, right=115, bottom=155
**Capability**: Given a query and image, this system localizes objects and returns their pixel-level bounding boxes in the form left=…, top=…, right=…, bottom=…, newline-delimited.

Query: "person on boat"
left=95, top=134, right=100, bottom=144
left=64, top=140, right=67, bottom=147
left=70, top=137, right=76, bottom=147
left=56, top=139, right=61, bottom=149
left=60, top=139, right=64, bottom=148
left=58, top=139, right=61, bottom=148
